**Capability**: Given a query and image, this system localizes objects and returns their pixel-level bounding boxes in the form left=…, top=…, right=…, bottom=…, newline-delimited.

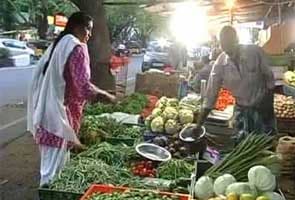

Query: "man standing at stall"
left=195, top=26, right=277, bottom=142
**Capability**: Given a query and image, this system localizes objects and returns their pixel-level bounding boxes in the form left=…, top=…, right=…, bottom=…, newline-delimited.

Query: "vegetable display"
left=195, top=165, right=282, bottom=200
left=84, top=93, right=148, bottom=116
left=248, top=166, right=276, bottom=192
left=284, top=70, right=295, bottom=87
left=157, top=159, right=194, bottom=180
left=131, top=160, right=157, bottom=178
left=86, top=191, right=180, bottom=200
left=49, top=157, right=140, bottom=193
left=205, top=134, right=278, bottom=181
left=80, top=116, right=143, bottom=144
left=274, top=94, right=295, bottom=119
left=194, top=176, right=214, bottom=199
left=77, top=142, right=138, bottom=167
left=146, top=96, right=200, bottom=134
left=215, top=88, right=235, bottom=111
left=213, top=174, right=236, bottom=195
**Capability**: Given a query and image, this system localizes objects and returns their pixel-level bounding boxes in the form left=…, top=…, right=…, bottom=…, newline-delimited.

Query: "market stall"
left=37, top=88, right=293, bottom=200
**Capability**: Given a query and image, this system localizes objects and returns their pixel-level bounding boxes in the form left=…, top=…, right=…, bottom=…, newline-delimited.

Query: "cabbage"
left=248, top=165, right=276, bottom=192
left=152, top=108, right=162, bottom=117
left=180, top=94, right=201, bottom=106
left=225, top=182, right=257, bottom=196
left=262, top=192, right=284, bottom=200
left=179, top=109, right=194, bottom=124
left=214, top=174, right=236, bottom=195
left=162, top=107, right=178, bottom=120
left=151, top=116, right=164, bottom=132
left=166, top=98, right=179, bottom=107
left=194, top=176, right=214, bottom=199
left=165, top=119, right=179, bottom=134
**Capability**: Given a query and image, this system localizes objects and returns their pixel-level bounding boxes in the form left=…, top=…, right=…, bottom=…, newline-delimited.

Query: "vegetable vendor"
left=27, top=12, right=116, bottom=186
left=195, top=26, right=277, bottom=142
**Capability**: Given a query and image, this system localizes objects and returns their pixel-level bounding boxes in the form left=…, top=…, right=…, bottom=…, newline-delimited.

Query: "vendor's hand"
left=105, top=93, right=117, bottom=104
left=72, top=143, right=87, bottom=153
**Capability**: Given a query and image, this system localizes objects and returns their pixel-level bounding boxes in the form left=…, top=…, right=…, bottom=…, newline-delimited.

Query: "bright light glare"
left=158, top=38, right=169, bottom=48
left=226, top=0, right=236, bottom=9
left=169, top=2, right=209, bottom=48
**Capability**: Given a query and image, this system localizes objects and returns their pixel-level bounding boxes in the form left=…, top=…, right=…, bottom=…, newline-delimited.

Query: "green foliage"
left=0, top=0, right=77, bottom=30
left=105, top=2, right=167, bottom=44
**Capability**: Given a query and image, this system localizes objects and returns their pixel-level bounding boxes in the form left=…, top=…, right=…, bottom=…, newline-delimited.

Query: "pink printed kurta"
left=35, top=45, right=95, bottom=148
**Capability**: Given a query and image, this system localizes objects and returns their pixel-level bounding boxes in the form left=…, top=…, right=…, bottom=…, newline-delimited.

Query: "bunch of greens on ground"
left=84, top=93, right=148, bottom=116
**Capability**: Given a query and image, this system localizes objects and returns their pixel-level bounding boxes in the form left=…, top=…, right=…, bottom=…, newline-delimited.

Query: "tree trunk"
left=38, top=0, right=49, bottom=39
left=71, top=0, right=115, bottom=91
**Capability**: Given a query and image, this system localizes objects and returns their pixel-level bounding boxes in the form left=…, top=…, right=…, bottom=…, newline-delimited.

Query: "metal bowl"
left=135, top=143, right=171, bottom=162
left=179, top=124, right=206, bottom=142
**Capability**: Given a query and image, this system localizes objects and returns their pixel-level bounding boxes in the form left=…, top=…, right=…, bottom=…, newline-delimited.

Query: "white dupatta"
left=27, top=34, right=81, bottom=144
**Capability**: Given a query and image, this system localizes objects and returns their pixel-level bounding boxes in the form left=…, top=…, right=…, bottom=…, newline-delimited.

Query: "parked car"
left=0, top=38, right=35, bottom=58
left=142, top=41, right=172, bottom=72
left=0, top=48, right=31, bottom=68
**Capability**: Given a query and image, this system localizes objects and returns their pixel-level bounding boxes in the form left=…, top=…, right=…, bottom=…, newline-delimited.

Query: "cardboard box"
left=135, top=72, right=180, bottom=98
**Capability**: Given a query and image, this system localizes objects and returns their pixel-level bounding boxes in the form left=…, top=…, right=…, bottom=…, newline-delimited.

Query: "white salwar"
left=27, top=35, right=81, bottom=186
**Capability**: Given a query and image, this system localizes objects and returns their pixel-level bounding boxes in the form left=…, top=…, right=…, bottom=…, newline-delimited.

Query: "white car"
left=0, top=38, right=35, bottom=56
left=0, top=48, right=31, bottom=68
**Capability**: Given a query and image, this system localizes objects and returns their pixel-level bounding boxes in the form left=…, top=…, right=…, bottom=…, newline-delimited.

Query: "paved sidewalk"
left=0, top=133, right=39, bottom=200
left=0, top=104, right=27, bottom=148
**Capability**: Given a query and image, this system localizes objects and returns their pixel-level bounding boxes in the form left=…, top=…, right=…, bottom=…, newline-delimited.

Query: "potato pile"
left=274, top=94, right=295, bottom=119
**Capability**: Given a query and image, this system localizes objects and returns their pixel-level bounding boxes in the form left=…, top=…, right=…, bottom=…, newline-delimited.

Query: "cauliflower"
left=163, top=107, right=178, bottom=120
left=179, top=109, right=194, bottom=124
left=152, top=108, right=162, bottom=117
left=165, top=119, right=179, bottom=134
left=166, top=98, right=179, bottom=107
left=151, top=116, right=164, bottom=132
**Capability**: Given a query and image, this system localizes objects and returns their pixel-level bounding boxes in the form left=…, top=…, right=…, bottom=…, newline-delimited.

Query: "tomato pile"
left=215, top=88, right=235, bottom=111
left=131, top=161, right=157, bottom=177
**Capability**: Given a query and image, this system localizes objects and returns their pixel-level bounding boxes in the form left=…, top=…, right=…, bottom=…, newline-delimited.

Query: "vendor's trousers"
left=232, top=90, right=277, bottom=144
left=39, top=142, right=70, bottom=186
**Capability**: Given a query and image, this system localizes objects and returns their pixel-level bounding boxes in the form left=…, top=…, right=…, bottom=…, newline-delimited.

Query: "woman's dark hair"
left=43, top=12, right=93, bottom=75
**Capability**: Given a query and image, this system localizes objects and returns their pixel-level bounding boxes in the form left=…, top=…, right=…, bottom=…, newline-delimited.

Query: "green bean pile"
left=157, top=159, right=194, bottom=180
left=49, top=157, right=141, bottom=193
left=86, top=191, right=180, bottom=200
left=77, top=142, right=138, bottom=167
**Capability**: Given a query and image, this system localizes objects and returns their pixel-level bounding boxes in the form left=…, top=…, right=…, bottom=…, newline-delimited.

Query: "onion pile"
left=274, top=94, right=295, bottom=119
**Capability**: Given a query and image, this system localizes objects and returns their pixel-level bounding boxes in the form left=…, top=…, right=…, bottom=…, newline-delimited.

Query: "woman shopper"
left=27, top=12, right=116, bottom=186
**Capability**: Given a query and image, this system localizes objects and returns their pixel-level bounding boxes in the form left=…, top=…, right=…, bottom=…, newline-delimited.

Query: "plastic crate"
left=104, top=137, right=135, bottom=146
left=38, top=187, right=83, bottom=200
left=80, top=184, right=190, bottom=200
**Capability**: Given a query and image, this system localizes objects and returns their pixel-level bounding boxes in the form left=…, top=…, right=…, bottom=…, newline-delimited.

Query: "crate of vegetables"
left=80, top=184, right=190, bottom=200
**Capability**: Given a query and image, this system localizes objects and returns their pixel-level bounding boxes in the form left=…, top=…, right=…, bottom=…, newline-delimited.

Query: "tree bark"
left=38, top=0, right=49, bottom=39
left=71, top=0, right=115, bottom=91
